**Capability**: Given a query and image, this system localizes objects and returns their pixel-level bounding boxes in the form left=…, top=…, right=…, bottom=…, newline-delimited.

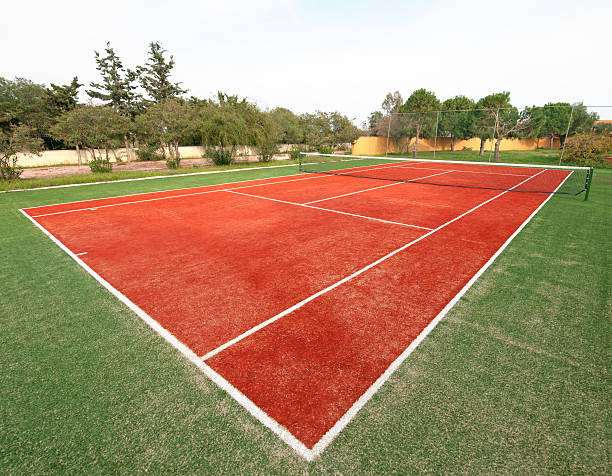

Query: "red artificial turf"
left=23, top=166, right=568, bottom=451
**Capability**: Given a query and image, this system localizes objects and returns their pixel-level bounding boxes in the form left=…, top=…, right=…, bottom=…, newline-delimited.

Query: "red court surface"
left=21, top=161, right=569, bottom=460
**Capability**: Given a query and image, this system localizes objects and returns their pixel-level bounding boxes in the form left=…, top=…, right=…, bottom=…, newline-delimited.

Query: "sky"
left=1, top=0, right=611, bottom=124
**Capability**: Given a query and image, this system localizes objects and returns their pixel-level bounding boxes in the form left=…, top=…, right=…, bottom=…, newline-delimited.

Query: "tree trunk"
left=76, top=144, right=82, bottom=165
left=550, top=136, right=554, bottom=150
left=124, top=136, right=131, bottom=162
left=479, top=138, right=486, bottom=156
left=494, top=138, right=501, bottom=162
left=413, top=130, right=419, bottom=158
left=175, top=142, right=180, bottom=159
left=451, top=136, right=455, bottom=152
left=110, top=148, right=119, bottom=162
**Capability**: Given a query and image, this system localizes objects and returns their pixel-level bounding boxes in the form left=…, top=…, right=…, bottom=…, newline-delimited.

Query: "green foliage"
left=593, top=121, right=612, bottom=135
left=562, top=132, right=612, bottom=165
left=86, top=43, right=141, bottom=117
left=401, top=88, right=441, bottom=157
left=135, top=98, right=197, bottom=165
left=303, top=111, right=360, bottom=150
left=205, top=147, right=234, bottom=165
left=88, top=157, right=113, bottom=173
left=51, top=105, right=129, bottom=162
left=165, top=158, right=180, bottom=169
left=135, top=144, right=164, bottom=161
left=0, top=125, right=43, bottom=180
left=269, top=107, right=304, bottom=144
left=367, top=111, right=383, bottom=136
left=439, top=96, right=475, bottom=150
left=382, top=91, right=403, bottom=114
left=137, top=41, right=187, bottom=104
left=45, top=77, right=82, bottom=116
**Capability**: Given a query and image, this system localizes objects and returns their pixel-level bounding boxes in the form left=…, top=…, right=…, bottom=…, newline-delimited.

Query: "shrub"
left=316, top=146, right=334, bottom=155
left=88, top=158, right=113, bottom=173
left=258, top=143, right=279, bottom=163
left=166, top=158, right=180, bottom=169
left=562, top=133, right=612, bottom=165
left=0, top=158, right=22, bottom=180
left=288, top=148, right=304, bottom=161
left=205, top=147, right=234, bottom=166
left=136, top=145, right=164, bottom=161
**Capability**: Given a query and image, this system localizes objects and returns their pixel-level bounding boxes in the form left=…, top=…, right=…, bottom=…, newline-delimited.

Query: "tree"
left=137, top=41, right=187, bottom=104
left=439, top=95, right=475, bottom=151
left=367, top=111, right=383, bottom=136
left=200, top=93, right=251, bottom=164
left=45, top=77, right=82, bottom=116
left=269, top=107, right=305, bottom=144
left=87, top=43, right=140, bottom=116
left=135, top=98, right=197, bottom=167
left=382, top=91, right=403, bottom=115
left=302, top=111, right=360, bottom=151
left=0, top=125, right=43, bottom=180
left=402, top=88, right=440, bottom=157
left=51, top=105, right=129, bottom=169
left=252, top=111, right=281, bottom=162
left=0, top=77, right=54, bottom=136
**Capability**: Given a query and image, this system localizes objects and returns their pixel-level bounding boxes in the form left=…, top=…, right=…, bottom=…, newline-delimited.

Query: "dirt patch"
left=20, top=155, right=290, bottom=179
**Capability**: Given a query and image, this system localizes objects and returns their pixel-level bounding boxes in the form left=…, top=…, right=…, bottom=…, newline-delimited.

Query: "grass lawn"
left=1, top=151, right=609, bottom=473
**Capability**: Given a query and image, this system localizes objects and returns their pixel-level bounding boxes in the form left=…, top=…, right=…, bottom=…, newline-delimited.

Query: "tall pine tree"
left=137, top=42, right=186, bottom=104
left=87, top=43, right=140, bottom=117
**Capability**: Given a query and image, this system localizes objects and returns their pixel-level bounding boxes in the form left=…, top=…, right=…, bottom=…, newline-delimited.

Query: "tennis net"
left=298, top=153, right=593, bottom=198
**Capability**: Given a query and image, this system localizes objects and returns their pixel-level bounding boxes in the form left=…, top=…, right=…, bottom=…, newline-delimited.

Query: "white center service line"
left=225, top=190, right=434, bottom=231
left=200, top=169, right=547, bottom=362
left=303, top=170, right=454, bottom=205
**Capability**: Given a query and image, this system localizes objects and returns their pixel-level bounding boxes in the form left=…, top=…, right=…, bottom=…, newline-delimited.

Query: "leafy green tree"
left=269, top=107, right=304, bottom=144
left=0, top=125, right=43, bottom=180
left=0, top=77, right=54, bottom=135
left=135, top=99, right=197, bottom=167
left=51, top=105, right=129, bottom=169
left=439, top=95, right=475, bottom=151
left=87, top=43, right=140, bottom=116
left=367, top=110, right=383, bottom=136
left=402, top=88, right=440, bottom=157
left=45, top=77, right=82, bottom=116
left=200, top=93, right=251, bottom=164
left=303, top=111, right=360, bottom=151
left=137, top=41, right=187, bottom=104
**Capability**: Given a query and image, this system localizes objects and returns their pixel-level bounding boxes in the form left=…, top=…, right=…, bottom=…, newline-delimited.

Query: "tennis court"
left=19, top=155, right=587, bottom=460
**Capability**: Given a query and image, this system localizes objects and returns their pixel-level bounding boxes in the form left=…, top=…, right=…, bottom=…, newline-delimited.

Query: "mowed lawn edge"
left=1, top=159, right=609, bottom=473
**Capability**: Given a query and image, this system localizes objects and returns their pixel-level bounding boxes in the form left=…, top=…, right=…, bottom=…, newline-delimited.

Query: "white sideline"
left=19, top=167, right=568, bottom=461
left=225, top=190, right=434, bottom=231
left=200, top=170, right=546, bottom=364
left=303, top=170, right=453, bottom=205
left=0, top=162, right=301, bottom=194
left=19, top=208, right=317, bottom=461
left=26, top=158, right=423, bottom=217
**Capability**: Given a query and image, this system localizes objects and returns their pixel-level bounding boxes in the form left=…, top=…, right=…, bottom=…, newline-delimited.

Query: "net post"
left=433, top=111, right=439, bottom=159
left=298, top=152, right=303, bottom=172
left=559, top=104, right=575, bottom=165
left=584, top=167, right=593, bottom=201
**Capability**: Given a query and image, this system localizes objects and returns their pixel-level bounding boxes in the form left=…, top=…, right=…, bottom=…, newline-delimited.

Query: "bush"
left=0, top=157, right=22, bottom=181
left=205, top=147, right=234, bottom=166
left=316, top=146, right=334, bottom=155
left=258, top=143, right=279, bottom=163
left=88, top=158, right=113, bottom=173
left=288, top=148, right=305, bottom=161
left=166, top=158, right=180, bottom=169
left=562, top=133, right=612, bottom=165
left=136, top=145, right=164, bottom=161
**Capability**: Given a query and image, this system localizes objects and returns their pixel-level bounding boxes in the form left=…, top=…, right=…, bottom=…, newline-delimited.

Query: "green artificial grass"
left=1, top=151, right=609, bottom=473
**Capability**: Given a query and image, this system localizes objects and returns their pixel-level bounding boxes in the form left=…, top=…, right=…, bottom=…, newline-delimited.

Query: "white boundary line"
left=225, top=190, right=434, bottom=231
left=200, top=170, right=545, bottom=362
left=24, top=159, right=422, bottom=217
left=18, top=168, right=567, bottom=462
left=1, top=163, right=302, bottom=194
left=303, top=170, right=453, bottom=205
left=308, top=171, right=572, bottom=459
left=19, top=208, right=317, bottom=461
left=28, top=174, right=335, bottom=218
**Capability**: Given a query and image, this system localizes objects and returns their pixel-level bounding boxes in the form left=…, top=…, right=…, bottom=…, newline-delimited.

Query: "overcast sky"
left=2, top=0, right=611, bottom=123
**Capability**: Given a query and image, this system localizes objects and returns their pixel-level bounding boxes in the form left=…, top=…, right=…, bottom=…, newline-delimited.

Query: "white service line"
left=225, top=190, right=433, bottom=231
left=75, top=252, right=88, bottom=256
left=200, top=169, right=547, bottom=362
left=303, top=170, right=453, bottom=205
left=28, top=173, right=337, bottom=218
